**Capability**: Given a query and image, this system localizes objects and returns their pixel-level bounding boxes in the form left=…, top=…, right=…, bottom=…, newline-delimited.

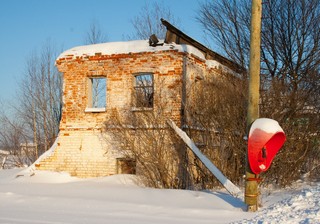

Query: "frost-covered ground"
left=0, top=169, right=319, bottom=224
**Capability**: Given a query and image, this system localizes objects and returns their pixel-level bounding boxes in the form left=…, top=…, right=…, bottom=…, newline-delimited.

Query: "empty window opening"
left=116, top=158, right=136, bottom=174
left=87, top=77, right=106, bottom=109
left=133, top=73, right=154, bottom=108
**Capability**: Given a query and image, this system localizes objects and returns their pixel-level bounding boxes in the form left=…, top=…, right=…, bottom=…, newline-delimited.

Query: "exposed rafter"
left=161, top=18, right=245, bottom=74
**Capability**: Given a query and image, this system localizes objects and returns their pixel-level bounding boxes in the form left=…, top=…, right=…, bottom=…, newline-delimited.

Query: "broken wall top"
left=57, top=40, right=204, bottom=62
left=56, top=39, right=237, bottom=74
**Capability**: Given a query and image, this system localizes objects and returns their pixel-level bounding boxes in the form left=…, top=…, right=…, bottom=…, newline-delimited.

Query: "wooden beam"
left=167, top=119, right=241, bottom=197
left=161, top=19, right=245, bottom=74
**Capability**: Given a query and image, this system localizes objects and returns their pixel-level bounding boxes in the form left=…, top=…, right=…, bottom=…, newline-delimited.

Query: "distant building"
left=0, top=149, right=10, bottom=168
left=20, top=142, right=37, bottom=156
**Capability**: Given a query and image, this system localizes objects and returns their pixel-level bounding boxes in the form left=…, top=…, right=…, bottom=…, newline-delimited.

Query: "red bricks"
left=38, top=48, right=222, bottom=178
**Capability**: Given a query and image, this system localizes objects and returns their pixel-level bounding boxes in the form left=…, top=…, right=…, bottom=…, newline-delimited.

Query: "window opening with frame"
left=133, top=73, right=154, bottom=109
left=86, top=77, right=106, bottom=112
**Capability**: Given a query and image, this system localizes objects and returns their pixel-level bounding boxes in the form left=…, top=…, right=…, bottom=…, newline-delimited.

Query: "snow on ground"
left=0, top=169, right=319, bottom=224
left=233, top=181, right=320, bottom=224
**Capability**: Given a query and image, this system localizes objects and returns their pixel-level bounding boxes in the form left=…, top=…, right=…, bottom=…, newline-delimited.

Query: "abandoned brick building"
left=36, top=19, right=242, bottom=177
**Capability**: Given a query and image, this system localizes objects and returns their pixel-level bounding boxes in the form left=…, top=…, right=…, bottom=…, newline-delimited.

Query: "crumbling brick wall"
left=36, top=48, right=217, bottom=178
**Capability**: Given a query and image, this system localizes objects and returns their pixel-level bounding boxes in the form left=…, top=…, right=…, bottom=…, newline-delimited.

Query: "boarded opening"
left=116, top=158, right=136, bottom=174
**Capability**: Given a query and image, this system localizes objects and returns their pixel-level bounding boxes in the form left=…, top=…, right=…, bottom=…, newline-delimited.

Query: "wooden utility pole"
left=245, top=0, right=262, bottom=212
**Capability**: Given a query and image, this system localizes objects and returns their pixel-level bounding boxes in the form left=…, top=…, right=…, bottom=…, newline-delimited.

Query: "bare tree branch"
left=129, top=1, right=180, bottom=40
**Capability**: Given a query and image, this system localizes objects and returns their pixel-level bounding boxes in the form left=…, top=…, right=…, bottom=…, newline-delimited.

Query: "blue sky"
left=0, top=0, right=206, bottom=105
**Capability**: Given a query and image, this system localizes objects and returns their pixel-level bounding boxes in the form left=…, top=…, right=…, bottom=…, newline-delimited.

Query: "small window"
left=133, top=73, right=154, bottom=109
left=86, top=77, right=106, bottom=112
left=116, top=158, right=136, bottom=174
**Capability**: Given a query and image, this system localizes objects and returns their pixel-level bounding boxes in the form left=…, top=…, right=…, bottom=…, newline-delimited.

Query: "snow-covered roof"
left=57, top=39, right=238, bottom=74
left=57, top=39, right=206, bottom=61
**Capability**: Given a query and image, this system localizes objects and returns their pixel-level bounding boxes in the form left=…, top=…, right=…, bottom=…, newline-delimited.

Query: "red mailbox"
left=248, top=118, right=286, bottom=174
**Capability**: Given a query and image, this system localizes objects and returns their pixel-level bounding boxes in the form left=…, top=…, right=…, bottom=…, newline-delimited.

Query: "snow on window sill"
left=85, top=107, right=106, bottom=113
left=131, top=107, right=153, bottom=112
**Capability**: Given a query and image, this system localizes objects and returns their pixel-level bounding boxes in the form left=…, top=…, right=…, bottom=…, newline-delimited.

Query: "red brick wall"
left=37, top=49, right=218, bottom=177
